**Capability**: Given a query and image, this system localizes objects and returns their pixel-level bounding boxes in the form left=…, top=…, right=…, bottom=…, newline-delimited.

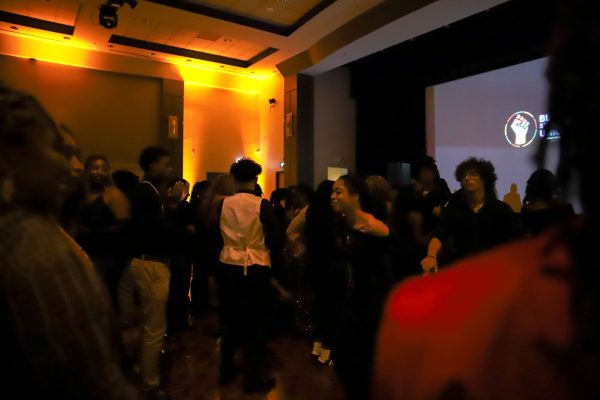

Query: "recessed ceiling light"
left=150, top=52, right=156, bottom=56
left=219, top=65, right=224, bottom=68
left=10, top=26, right=18, bottom=30
left=266, top=7, right=274, bottom=12
left=63, top=36, right=70, bottom=40
left=186, top=59, right=192, bottom=62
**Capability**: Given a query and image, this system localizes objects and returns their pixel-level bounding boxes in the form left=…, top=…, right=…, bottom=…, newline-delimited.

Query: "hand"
left=171, top=181, right=187, bottom=202
left=420, top=255, right=438, bottom=276
left=511, top=114, right=529, bottom=145
left=277, top=287, right=294, bottom=303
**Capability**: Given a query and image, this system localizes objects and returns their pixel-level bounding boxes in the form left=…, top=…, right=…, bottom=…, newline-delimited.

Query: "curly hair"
left=454, top=157, right=498, bottom=199
left=229, top=158, right=262, bottom=183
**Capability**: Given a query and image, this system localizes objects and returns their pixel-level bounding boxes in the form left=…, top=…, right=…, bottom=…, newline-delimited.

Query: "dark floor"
left=159, top=311, right=346, bottom=400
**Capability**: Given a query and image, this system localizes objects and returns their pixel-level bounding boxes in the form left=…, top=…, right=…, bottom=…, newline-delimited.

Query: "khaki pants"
left=118, top=257, right=170, bottom=390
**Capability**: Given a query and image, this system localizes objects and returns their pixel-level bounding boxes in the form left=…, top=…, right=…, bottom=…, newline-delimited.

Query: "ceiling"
left=0, top=0, right=509, bottom=79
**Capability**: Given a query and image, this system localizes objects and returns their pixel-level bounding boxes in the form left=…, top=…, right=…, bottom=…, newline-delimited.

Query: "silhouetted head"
left=139, top=145, right=172, bottom=182
left=229, top=158, right=261, bottom=193
left=112, top=169, right=140, bottom=199
left=0, top=85, right=70, bottom=213
left=524, top=168, right=559, bottom=204
left=415, top=155, right=441, bottom=184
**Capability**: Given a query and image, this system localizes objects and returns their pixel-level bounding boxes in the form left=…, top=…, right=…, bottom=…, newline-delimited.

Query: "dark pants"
left=334, top=310, right=377, bottom=400
left=190, top=257, right=215, bottom=315
left=334, top=285, right=387, bottom=400
left=166, top=255, right=192, bottom=335
left=216, top=264, right=273, bottom=382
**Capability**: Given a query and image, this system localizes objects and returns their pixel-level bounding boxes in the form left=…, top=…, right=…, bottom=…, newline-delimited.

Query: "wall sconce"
left=269, top=98, right=276, bottom=111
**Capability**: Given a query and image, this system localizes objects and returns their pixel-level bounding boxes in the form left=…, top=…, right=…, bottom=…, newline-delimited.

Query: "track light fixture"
left=99, top=0, right=137, bottom=30
left=99, top=4, right=118, bottom=29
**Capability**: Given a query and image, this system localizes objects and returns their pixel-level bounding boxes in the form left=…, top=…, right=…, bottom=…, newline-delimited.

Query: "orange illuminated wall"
left=0, top=54, right=161, bottom=175
left=0, top=32, right=284, bottom=191
left=183, top=74, right=284, bottom=197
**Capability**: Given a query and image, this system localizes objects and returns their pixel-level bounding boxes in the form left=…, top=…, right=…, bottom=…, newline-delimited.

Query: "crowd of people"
left=2, top=0, right=598, bottom=399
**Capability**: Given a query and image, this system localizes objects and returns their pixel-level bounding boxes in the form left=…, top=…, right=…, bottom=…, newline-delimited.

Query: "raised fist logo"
left=511, top=113, right=530, bottom=145
left=505, top=111, right=538, bottom=148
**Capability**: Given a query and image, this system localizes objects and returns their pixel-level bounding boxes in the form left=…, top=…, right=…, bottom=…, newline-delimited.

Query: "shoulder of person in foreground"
left=1, top=210, right=143, bottom=400
left=372, top=227, right=573, bottom=399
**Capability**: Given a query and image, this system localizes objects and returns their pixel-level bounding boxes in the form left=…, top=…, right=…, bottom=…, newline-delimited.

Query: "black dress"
left=333, top=226, right=393, bottom=400
left=77, top=194, right=124, bottom=307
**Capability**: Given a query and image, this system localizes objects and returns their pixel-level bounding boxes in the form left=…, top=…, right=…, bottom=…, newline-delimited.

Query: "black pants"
left=216, top=264, right=273, bottom=382
left=166, top=255, right=192, bottom=334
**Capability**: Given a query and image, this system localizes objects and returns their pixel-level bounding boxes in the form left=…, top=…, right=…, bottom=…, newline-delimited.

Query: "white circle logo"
left=504, top=111, right=537, bottom=148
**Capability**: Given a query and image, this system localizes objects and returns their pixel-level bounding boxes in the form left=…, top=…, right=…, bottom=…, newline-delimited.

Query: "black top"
left=164, top=199, right=194, bottom=258
left=434, top=197, right=522, bottom=261
left=77, top=195, right=118, bottom=257
left=337, top=227, right=392, bottom=315
left=520, top=202, right=575, bottom=235
left=415, top=178, right=451, bottom=233
left=125, top=177, right=173, bottom=258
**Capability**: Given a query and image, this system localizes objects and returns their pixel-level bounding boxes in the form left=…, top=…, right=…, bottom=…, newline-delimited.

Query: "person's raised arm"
left=355, top=210, right=389, bottom=237
left=286, top=205, right=307, bottom=257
